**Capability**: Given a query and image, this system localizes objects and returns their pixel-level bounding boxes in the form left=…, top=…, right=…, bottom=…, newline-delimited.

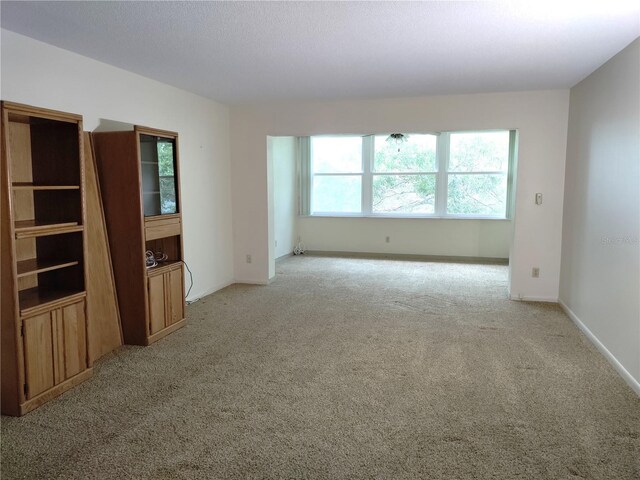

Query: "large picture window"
left=306, top=130, right=515, bottom=219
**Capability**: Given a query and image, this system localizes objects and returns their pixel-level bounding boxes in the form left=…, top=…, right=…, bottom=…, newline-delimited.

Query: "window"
left=305, top=130, right=515, bottom=218
left=373, top=134, right=437, bottom=214
left=311, top=136, right=363, bottom=214
left=447, top=131, right=510, bottom=216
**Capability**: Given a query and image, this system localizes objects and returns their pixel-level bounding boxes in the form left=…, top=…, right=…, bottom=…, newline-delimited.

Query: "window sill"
left=301, top=214, right=511, bottom=221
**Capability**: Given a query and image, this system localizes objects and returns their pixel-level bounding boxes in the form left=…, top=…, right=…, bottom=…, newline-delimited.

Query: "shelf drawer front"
left=23, top=311, right=56, bottom=399
left=145, top=216, right=181, bottom=241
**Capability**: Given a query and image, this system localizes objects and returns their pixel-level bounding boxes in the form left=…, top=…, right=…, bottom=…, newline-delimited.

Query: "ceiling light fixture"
left=387, top=133, right=408, bottom=152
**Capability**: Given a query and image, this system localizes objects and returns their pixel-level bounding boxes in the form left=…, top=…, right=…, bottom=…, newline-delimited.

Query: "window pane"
left=312, top=175, right=362, bottom=213
left=447, top=174, right=507, bottom=216
left=373, top=174, right=435, bottom=214
left=449, top=131, right=509, bottom=172
left=374, top=134, right=437, bottom=173
left=311, top=137, right=362, bottom=173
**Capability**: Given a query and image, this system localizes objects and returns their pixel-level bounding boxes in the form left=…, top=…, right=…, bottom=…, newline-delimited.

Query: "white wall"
left=1, top=30, right=235, bottom=300
left=560, top=39, right=640, bottom=392
left=230, top=90, right=570, bottom=300
left=298, top=217, right=510, bottom=258
left=271, top=137, right=297, bottom=259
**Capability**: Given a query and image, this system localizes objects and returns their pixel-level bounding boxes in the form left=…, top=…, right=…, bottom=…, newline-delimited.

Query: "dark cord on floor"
left=183, top=260, right=194, bottom=301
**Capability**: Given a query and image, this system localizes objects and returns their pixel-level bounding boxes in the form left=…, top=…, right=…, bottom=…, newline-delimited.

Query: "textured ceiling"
left=1, top=1, right=639, bottom=105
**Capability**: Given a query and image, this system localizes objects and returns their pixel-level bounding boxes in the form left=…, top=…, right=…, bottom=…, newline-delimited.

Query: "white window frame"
left=303, top=130, right=515, bottom=220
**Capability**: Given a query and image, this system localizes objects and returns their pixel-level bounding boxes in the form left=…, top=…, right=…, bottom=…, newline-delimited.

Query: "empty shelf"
left=16, top=258, right=80, bottom=278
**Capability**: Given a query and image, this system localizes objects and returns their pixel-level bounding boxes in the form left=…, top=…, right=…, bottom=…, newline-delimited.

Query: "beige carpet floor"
left=1, top=255, right=639, bottom=479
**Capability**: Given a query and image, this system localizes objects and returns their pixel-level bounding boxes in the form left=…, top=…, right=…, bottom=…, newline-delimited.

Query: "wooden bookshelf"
left=1, top=101, right=92, bottom=416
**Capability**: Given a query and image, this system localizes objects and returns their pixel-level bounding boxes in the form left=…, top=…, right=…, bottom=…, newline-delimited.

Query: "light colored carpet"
left=1, top=255, right=639, bottom=479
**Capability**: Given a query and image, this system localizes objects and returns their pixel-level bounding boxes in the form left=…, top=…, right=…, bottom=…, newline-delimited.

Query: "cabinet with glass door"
left=93, top=126, right=185, bottom=346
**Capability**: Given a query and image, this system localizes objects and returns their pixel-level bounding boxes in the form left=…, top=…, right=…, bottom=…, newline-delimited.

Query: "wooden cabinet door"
left=146, top=264, right=184, bottom=337
left=167, top=266, right=184, bottom=326
left=22, top=311, right=56, bottom=399
left=22, top=300, right=88, bottom=400
left=59, top=301, right=87, bottom=380
left=148, top=273, right=166, bottom=335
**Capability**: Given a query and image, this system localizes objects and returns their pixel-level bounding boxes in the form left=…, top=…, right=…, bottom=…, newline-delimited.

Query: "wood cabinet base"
left=9, top=368, right=93, bottom=416
left=146, top=318, right=187, bottom=346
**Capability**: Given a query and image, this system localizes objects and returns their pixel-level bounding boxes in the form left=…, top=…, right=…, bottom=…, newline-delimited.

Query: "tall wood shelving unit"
left=1, top=102, right=92, bottom=416
left=93, top=126, right=186, bottom=346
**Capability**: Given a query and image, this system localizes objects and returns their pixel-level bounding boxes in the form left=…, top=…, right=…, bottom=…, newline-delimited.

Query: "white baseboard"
left=559, top=299, right=640, bottom=396
left=305, top=250, right=509, bottom=265
left=186, top=278, right=234, bottom=302
left=510, top=295, right=558, bottom=303
left=186, top=276, right=271, bottom=303
left=233, top=278, right=270, bottom=286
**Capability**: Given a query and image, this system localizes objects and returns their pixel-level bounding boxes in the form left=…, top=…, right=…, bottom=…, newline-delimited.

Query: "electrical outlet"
left=246, top=254, right=252, bottom=264
left=535, top=193, right=543, bottom=205
left=275, top=240, right=278, bottom=247
left=532, top=267, right=540, bottom=278
left=385, top=236, right=390, bottom=243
